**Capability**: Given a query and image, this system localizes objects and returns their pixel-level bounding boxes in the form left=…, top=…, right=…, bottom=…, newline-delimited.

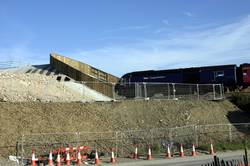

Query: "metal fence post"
left=213, top=84, right=216, bottom=100
left=77, top=132, right=80, bottom=148
left=115, top=131, right=118, bottom=158
left=222, top=84, right=225, bottom=99
left=150, top=129, right=153, bottom=145
left=143, top=82, right=147, bottom=99
left=21, top=134, right=24, bottom=166
left=172, top=83, right=176, bottom=99
left=194, top=125, right=199, bottom=146
left=220, top=84, right=223, bottom=99
left=16, top=141, right=19, bottom=158
left=168, top=128, right=173, bottom=144
left=167, top=83, right=170, bottom=100
left=229, top=125, right=232, bottom=143
left=121, top=132, right=124, bottom=157
left=82, top=82, right=85, bottom=101
left=112, top=83, right=116, bottom=101
left=134, top=83, right=137, bottom=98
left=197, top=84, right=199, bottom=100
left=244, top=147, right=248, bottom=165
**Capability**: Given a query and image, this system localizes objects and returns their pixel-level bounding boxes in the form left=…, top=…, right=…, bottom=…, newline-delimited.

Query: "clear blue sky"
left=0, top=0, right=250, bottom=76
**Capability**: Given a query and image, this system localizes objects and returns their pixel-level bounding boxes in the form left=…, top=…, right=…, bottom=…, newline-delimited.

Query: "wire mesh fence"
left=0, top=74, right=224, bottom=102
left=113, top=82, right=224, bottom=100
left=18, top=123, right=250, bottom=162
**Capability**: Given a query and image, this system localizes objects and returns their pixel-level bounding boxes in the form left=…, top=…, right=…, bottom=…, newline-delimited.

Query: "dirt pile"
left=0, top=72, right=84, bottom=102
left=0, top=99, right=247, bottom=156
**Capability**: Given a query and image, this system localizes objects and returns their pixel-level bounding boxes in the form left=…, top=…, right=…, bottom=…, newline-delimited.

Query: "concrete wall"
left=50, top=53, right=119, bottom=98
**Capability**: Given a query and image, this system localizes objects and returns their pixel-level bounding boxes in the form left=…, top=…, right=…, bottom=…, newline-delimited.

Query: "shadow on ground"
left=227, top=93, right=250, bottom=135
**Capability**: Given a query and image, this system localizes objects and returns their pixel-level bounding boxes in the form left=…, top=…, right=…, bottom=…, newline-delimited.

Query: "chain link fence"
left=93, top=82, right=224, bottom=101
left=18, top=123, right=250, bottom=162
left=0, top=74, right=224, bottom=101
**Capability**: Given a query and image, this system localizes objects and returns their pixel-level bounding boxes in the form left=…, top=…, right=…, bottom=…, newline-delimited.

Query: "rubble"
left=0, top=72, right=84, bottom=102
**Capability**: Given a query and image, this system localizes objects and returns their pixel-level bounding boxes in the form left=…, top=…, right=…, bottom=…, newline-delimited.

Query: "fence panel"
left=0, top=77, right=224, bottom=102
left=21, top=132, right=80, bottom=160
left=198, top=84, right=215, bottom=100
left=143, top=83, right=170, bottom=99
left=174, top=84, right=198, bottom=100
left=19, top=123, right=250, bottom=162
left=114, top=82, right=224, bottom=101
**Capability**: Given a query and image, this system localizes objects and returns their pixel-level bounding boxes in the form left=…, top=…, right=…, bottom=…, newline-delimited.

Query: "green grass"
left=198, top=138, right=250, bottom=152
left=231, top=93, right=250, bottom=112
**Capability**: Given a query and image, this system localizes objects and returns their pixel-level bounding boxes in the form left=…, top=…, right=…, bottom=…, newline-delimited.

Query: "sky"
left=0, top=0, right=250, bottom=76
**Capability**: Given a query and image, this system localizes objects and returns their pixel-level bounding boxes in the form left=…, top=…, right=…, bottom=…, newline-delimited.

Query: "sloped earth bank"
left=0, top=100, right=248, bottom=157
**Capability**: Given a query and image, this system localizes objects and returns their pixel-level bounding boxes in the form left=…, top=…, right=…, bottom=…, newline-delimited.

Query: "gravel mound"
left=0, top=72, right=85, bottom=102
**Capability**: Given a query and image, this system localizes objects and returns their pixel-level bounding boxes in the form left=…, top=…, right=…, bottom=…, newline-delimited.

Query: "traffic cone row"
left=191, top=144, right=196, bottom=157
left=31, top=150, right=37, bottom=166
left=76, top=150, right=81, bottom=165
left=56, top=153, right=61, bottom=166
left=210, top=142, right=215, bottom=155
left=179, top=144, right=185, bottom=157
left=133, top=147, right=139, bottom=159
left=166, top=144, right=172, bottom=158
left=48, top=150, right=53, bottom=166
left=95, top=150, right=101, bottom=165
left=110, top=149, right=116, bottom=163
left=30, top=142, right=216, bottom=166
left=130, top=143, right=215, bottom=161
left=66, top=150, right=71, bottom=166
left=146, top=147, right=152, bottom=160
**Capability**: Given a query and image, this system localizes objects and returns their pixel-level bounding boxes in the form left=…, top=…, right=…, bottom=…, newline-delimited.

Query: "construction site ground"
left=0, top=99, right=248, bottom=158
left=0, top=67, right=250, bottom=165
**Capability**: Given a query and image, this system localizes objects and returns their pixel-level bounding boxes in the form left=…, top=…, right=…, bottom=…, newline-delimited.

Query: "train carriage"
left=116, top=63, right=249, bottom=97
left=199, top=65, right=238, bottom=89
left=240, top=63, right=250, bottom=87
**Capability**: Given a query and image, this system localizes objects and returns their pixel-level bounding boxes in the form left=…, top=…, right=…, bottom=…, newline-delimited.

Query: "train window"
left=214, top=71, right=224, bottom=78
left=243, top=70, right=247, bottom=76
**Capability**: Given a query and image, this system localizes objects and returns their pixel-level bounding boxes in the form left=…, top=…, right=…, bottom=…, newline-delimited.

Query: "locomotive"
left=117, top=63, right=250, bottom=90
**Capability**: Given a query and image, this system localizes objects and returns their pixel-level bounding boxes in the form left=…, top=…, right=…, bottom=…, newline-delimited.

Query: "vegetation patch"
left=231, top=93, right=250, bottom=112
left=198, top=138, right=250, bottom=152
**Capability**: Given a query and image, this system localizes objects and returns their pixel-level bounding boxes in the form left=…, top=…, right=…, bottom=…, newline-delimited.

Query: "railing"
left=201, top=154, right=248, bottom=166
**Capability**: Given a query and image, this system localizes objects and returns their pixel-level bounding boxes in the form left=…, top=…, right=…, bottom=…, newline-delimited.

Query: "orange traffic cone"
left=133, top=147, right=138, bottom=159
left=95, top=150, right=101, bottom=165
left=65, top=150, right=70, bottom=166
left=210, top=143, right=215, bottom=155
left=179, top=144, right=184, bottom=157
left=76, top=150, right=81, bottom=165
left=31, top=150, right=37, bottom=166
left=110, top=149, right=116, bottom=163
left=146, top=147, right=152, bottom=160
left=48, top=150, right=53, bottom=166
left=166, top=144, right=172, bottom=159
left=56, top=153, right=61, bottom=166
left=191, top=144, right=197, bottom=157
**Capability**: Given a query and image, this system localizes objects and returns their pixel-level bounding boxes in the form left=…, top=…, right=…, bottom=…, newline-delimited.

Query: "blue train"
left=117, top=64, right=250, bottom=90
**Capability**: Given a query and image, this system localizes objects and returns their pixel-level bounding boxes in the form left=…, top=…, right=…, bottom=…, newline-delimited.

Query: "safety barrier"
left=26, top=142, right=218, bottom=165
left=17, top=123, right=250, bottom=165
left=0, top=77, right=225, bottom=102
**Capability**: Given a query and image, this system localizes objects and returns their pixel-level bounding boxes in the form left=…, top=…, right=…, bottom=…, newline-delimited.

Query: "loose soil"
left=0, top=99, right=248, bottom=157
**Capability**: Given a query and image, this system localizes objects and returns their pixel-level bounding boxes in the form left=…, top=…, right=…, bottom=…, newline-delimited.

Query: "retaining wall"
left=50, top=53, right=119, bottom=97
